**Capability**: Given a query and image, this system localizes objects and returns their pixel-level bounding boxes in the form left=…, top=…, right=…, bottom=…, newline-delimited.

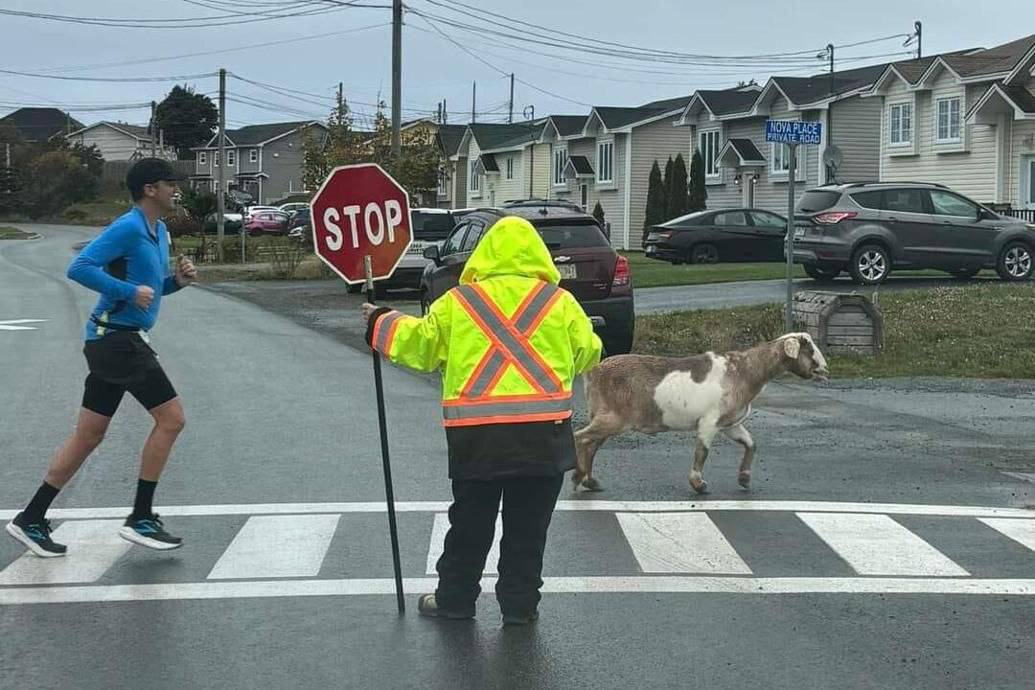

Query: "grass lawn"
left=622, top=251, right=997, bottom=289
left=0, top=226, right=34, bottom=240
left=634, top=282, right=1035, bottom=379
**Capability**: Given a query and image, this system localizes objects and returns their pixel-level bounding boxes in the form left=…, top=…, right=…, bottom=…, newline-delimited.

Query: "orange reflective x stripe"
left=371, top=310, right=406, bottom=354
left=453, top=282, right=564, bottom=398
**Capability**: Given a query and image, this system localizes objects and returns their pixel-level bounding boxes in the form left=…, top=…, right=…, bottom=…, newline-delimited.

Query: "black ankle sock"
left=22, top=482, right=60, bottom=523
left=131, top=479, right=158, bottom=519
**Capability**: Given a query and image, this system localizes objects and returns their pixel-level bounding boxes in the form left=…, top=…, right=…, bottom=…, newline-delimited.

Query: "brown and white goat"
left=573, top=333, right=829, bottom=494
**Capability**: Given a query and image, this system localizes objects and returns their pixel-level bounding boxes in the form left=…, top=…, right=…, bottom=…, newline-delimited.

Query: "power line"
left=0, top=68, right=218, bottom=83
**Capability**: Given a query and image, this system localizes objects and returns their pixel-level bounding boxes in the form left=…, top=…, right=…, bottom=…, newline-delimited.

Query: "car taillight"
left=812, top=211, right=858, bottom=224
left=653, top=231, right=673, bottom=240
left=613, top=255, right=630, bottom=288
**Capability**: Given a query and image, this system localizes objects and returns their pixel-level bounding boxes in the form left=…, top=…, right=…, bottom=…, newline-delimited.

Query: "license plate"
left=557, top=264, right=577, bottom=280
left=794, top=227, right=806, bottom=239
left=645, top=245, right=657, bottom=256
left=407, top=241, right=427, bottom=255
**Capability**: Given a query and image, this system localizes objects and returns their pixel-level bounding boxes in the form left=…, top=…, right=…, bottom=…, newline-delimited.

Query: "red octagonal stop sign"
left=310, top=163, right=412, bottom=284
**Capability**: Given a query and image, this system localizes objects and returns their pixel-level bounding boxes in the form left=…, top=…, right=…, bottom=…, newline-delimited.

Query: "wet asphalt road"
left=2, top=224, right=1034, bottom=690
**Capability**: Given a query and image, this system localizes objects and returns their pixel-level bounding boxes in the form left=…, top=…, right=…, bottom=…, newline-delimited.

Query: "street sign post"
left=310, top=163, right=411, bottom=614
left=766, top=120, right=823, bottom=331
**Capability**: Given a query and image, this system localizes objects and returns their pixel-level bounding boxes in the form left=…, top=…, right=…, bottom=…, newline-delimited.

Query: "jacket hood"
left=459, top=215, right=560, bottom=285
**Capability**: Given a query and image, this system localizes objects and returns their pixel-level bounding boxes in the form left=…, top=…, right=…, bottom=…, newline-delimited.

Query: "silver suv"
left=792, top=182, right=1035, bottom=285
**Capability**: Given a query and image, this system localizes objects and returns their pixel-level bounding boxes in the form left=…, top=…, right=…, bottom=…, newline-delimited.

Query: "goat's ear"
left=783, top=337, right=801, bottom=359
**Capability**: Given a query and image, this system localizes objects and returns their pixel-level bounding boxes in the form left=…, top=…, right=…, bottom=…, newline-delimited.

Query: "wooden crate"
left=792, top=290, right=884, bottom=356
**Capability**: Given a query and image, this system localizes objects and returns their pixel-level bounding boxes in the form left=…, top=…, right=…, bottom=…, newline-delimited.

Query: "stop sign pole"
left=310, top=164, right=412, bottom=615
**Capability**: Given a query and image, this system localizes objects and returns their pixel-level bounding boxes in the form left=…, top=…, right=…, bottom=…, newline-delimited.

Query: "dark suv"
left=419, top=200, right=635, bottom=355
left=792, top=182, right=1035, bottom=285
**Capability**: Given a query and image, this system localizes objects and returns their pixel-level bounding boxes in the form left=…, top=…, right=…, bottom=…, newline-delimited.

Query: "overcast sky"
left=2, top=0, right=1034, bottom=131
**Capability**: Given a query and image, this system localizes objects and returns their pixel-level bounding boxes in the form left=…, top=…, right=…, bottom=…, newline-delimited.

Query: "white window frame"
left=769, top=141, right=805, bottom=181
left=198, top=151, right=207, bottom=166
left=468, top=158, right=481, bottom=196
left=596, top=138, right=614, bottom=185
left=698, top=129, right=721, bottom=180
left=935, top=96, right=962, bottom=144
left=889, top=101, right=913, bottom=148
left=505, top=156, right=514, bottom=180
left=213, top=152, right=220, bottom=167
left=249, top=148, right=258, bottom=164
left=553, top=146, right=568, bottom=187
left=227, top=150, right=236, bottom=167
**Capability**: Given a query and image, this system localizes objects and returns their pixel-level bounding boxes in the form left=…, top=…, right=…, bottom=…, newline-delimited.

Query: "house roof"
left=226, top=121, right=319, bottom=146
left=67, top=121, right=151, bottom=140
left=939, top=33, right=1035, bottom=78
left=0, top=107, right=82, bottom=142
left=549, top=115, right=588, bottom=138
left=772, top=63, right=890, bottom=105
left=592, top=95, right=692, bottom=130
left=717, top=138, right=766, bottom=167
left=472, top=153, right=500, bottom=175
left=968, top=81, right=1035, bottom=123
left=1003, top=83, right=1035, bottom=113
left=468, top=121, right=548, bottom=152
left=563, top=155, right=595, bottom=178
left=436, top=124, right=467, bottom=157
left=695, top=88, right=764, bottom=116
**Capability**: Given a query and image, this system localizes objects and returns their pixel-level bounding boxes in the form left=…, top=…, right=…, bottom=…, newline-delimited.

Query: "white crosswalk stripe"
left=617, top=513, right=752, bottom=574
left=426, top=513, right=502, bottom=575
left=978, top=517, right=1035, bottom=552
left=797, top=513, right=970, bottom=577
left=0, top=520, right=130, bottom=585
left=208, top=515, right=340, bottom=580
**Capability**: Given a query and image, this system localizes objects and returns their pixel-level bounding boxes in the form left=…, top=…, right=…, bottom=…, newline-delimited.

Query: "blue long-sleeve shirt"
left=68, top=206, right=182, bottom=341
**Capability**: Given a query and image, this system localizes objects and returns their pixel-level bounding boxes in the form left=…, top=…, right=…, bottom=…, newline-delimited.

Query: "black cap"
left=126, top=157, right=185, bottom=188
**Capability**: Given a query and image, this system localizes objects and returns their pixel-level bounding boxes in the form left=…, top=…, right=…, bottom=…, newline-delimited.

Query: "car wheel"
left=849, top=244, right=890, bottom=285
left=690, top=243, right=719, bottom=264
left=804, top=264, right=841, bottom=282
left=996, top=242, right=1033, bottom=281
left=950, top=267, right=980, bottom=280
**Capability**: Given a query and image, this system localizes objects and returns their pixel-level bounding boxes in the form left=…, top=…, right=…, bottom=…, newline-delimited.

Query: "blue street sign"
left=765, top=120, right=823, bottom=145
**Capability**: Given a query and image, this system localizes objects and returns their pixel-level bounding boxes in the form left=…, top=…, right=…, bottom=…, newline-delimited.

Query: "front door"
left=877, top=187, right=936, bottom=267
left=1023, top=157, right=1035, bottom=210
left=926, top=189, right=999, bottom=268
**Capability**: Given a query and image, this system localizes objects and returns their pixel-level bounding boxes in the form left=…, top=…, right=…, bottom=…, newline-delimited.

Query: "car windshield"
left=412, top=212, right=455, bottom=241
left=536, top=220, right=610, bottom=249
left=796, top=190, right=841, bottom=213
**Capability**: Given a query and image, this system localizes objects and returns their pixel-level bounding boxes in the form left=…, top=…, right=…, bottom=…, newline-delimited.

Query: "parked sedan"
left=245, top=210, right=291, bottom=236
left=287, top=207, right=310, bottom=229
left=644, top=208, right=788, bottom=264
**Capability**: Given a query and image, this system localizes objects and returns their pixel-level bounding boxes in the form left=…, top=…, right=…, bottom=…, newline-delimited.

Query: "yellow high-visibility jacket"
left=368, top=215, right=602, bottom=428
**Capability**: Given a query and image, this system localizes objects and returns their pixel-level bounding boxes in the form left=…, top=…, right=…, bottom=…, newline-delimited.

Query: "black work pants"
left=434, top=474, right=564, bottom=617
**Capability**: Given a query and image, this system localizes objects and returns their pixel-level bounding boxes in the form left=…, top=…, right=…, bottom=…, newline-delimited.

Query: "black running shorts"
left=81, top=332, right=178, bottom=417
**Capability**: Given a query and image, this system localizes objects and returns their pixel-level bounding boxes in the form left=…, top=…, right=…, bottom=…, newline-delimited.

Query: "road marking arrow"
left=0, top=319, right=47, bottom=331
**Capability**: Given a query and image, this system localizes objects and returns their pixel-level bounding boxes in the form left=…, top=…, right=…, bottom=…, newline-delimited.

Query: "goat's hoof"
left=571, top=472, right=585, bottom=486
left=738, top=471, right=751, bottom=489
left=581, top=477, right=604, bottom=492
left=689, top=478, right=709, bottom=494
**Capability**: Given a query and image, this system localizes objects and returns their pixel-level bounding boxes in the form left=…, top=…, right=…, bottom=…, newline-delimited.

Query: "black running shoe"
left=6, top=513, right=67, bottom=557
left=119, top=513, right=183, bottom=550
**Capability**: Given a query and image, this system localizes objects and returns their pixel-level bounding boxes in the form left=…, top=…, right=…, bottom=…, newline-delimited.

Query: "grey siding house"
left=435, top=124, right=469, bottom=209
left=191, top=121, right=328, bottom=204
left=676, top=70, right=886, bottom=215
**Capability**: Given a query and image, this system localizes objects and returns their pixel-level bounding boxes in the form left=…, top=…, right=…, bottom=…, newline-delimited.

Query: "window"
left=929, top=190, right=978, bottom=217
left=537, top=221, right=610, bottom=249
left=468, top=159, right=480, bottom=193
left=198, top=151, right=207, bottom=165
left=889, top=102, right=913, bottom=146
left=505, top=156, right=514, bottom=180
left=796, top=190, right=842, bottom=213
left=441, top=223, right=470, bottom=255
left=750, top=211, right=786, bottom=228
left=851, top=191, right=883, bottom=210
left=596, top=140, right=614, bottom=184
left=882, top=188, right=926, bottom=214
left=553, top=147, right=568, bottom=186
left=249, top=149, right=258, bottom=164
left=713, top=211, right=748, bottom=226
left=437, top=168, right=447, bottom=196
left=698, top=130, right=720, bottom=177
left=936, top=97, right=962, bottom=143
left=214, top=152, right=220, bottom=167
left=227, top=150, right=235, bottom=167
left=461, top=222, right=486, bottom=252
left=770, top=142, right=804, bottom=178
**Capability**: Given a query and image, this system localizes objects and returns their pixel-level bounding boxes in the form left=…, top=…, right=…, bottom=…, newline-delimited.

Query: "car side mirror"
left=423, top=244, right=441, bottom=264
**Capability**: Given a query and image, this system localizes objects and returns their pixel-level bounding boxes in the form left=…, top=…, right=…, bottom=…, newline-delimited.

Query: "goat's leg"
left=689, top=418, right=719, bottom=494
left=722, top=424, right=756, bottom=489
left=574, top=414, right=622, bottom=492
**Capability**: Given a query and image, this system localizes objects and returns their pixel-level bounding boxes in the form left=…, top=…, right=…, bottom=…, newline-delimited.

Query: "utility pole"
left=391, top=0, right=402, bottom=158
left=915, top=21, right=922, bottom=59
left=443, top=99, right=447, bottom=124
left=508, top=73, right=514, bottom=124
left=523, top=105, right=535, bottom=197
left=471, top=82, right=476, bottom=123
left=827, top=44, right=834, bottom=93
left=150, top=101, right=157, bottom=157
left=216, top=67, right=227, bottom=263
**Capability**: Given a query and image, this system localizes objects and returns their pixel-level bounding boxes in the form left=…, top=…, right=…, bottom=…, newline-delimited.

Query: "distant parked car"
left=644, top=208, right=788, bottom=264
left=279, top=202, right=309, bottom=215
left=245, top=210, right=291, bottom=236
left=243, top=205, right=281, bottom=219
left=792, top=182, right=1035, bottom=285
left=345, top=207, right=456, bottom=293
left=287, top=207, right=310, bottom=229
left=202, top=212, right=243, bottom=235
